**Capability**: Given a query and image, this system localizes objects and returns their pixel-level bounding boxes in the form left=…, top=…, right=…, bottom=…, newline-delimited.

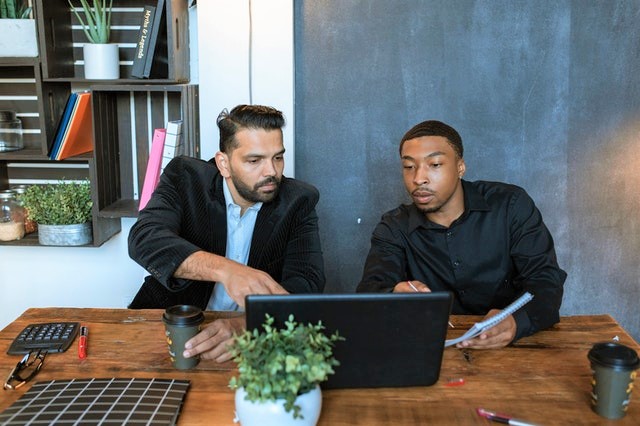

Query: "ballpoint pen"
left=78, top=326, right=88, bottom=359
left=407, top=281, right=454, bottom=328
left=476, top=407, right=537, bottom=426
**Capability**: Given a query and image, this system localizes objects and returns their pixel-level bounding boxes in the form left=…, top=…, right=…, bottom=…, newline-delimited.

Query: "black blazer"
left=128, top=156, right=325, bottom=309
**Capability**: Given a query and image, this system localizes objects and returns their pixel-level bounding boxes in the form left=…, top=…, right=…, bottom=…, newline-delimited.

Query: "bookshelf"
left=0, top=1, right=199, bottom=247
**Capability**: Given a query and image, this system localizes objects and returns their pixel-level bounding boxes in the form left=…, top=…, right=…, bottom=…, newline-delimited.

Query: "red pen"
left=78, top=326, right=88, bottom=359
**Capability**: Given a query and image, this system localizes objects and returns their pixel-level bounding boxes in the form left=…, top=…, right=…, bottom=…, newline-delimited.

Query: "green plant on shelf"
left=0, top=0, right=33, bottom=19
left=68, top=0, right=113, bottom=43
left=19, top=180, right=93, bottom=225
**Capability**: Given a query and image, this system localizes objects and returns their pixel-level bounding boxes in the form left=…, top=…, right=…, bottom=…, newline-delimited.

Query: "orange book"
left=56, top=92, right=94, bottom=160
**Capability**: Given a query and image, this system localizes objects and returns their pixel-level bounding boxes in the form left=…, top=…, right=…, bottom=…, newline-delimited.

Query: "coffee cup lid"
left=163, top=305, right=205, bottom=326
left=588, top=342, right=640, bottom=370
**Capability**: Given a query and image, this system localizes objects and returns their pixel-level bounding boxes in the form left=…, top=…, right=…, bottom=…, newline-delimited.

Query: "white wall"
left=0, top=1, right=294, bottom=330
left=197, top=0, right=295, bottom=172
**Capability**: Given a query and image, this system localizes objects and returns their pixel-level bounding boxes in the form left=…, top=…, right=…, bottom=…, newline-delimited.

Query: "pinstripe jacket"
left=127, top=156, right=325, bottom=309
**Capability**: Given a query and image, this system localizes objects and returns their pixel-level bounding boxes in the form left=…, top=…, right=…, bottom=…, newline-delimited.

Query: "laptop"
left=245, top=292, right=453, bottom=389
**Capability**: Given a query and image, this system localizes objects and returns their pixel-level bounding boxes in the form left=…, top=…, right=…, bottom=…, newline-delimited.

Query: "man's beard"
left=232, top=175, right=281, bottom=204
left=416, top=204, right=442, bottom=214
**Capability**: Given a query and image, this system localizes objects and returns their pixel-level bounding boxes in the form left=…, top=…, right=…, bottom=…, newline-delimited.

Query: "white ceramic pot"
left=0, top=19, right=38, bottom=57
left=83, top=43, right=120, bottom=80
left=234, top=385, right=322, bottom=426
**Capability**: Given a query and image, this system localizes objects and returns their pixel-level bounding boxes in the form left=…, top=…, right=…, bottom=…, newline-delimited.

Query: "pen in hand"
left=407, top=281, right=454, bottom=328
left=78, top=326, right=88, bottom=359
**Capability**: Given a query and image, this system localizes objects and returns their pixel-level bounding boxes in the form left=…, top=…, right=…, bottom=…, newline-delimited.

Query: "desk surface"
left=0, top=308, right=638, bottom=425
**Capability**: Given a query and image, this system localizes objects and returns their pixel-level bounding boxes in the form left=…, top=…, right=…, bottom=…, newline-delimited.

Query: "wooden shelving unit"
left=92, top=83, right=199, bottom=217
left=0, top=0, right=199, bottom=246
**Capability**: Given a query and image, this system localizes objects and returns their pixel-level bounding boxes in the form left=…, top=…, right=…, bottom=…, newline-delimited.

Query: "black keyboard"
left=7, top=322, right=80, bottom=355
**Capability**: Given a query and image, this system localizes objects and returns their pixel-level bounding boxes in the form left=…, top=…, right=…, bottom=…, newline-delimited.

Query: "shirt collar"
left=407, top=179, right=490, bottom=231
left=461, top=179, right=491, bottom=212
left=222, top=179, right=263, bottom=213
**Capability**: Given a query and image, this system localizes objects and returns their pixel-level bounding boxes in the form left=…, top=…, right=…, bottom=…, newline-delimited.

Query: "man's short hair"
left=399, top=120, right=464, bottom=158
left=217, top=105, right=285, bottom=153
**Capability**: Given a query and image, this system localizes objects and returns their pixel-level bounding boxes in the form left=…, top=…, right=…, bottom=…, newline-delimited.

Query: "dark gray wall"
left=294, top=0, right=640, bottom=341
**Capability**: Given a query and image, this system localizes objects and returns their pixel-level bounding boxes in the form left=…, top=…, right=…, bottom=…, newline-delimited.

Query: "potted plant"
left=68, top=0, right=119, bottom=79
left=0, top=0, right=37, bottom=57
left=19, top=180, right=93, bottom=246
left=229, top=314, right=343, bottom=426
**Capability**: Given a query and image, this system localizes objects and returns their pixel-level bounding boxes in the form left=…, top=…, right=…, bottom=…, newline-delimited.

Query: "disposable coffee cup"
left=162, top=305, right=205, bottom=370
left=588, top=342, right=639, bottom=419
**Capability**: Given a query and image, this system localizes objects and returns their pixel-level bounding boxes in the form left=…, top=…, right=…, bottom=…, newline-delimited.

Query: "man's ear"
left=457, top=158, right=466, bottom=179
left=215, top=152, right=231, bottom=178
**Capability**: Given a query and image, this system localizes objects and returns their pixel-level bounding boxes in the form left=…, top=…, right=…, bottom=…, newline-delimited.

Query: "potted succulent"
left=19, top=180, right=93, bottom=246
left=229, top=315, right=343, bottom=426
left=68, top=0, right=118, bottom=79
left=0, top=0, right=37, bottom=57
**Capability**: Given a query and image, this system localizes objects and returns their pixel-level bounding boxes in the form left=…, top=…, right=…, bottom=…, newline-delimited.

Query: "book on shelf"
left=138, top=128, right=167, bottom=211
left=141, top=0, right=168, bottom=78
left=48, top=92, right=77, bottom=159
left=49, top=92, right=94, bottom=160
left=131, top=5, right=157, bottom=78
left=146, top=0, right=169, bottom=78
left=161, top=120, right=183, bottom=171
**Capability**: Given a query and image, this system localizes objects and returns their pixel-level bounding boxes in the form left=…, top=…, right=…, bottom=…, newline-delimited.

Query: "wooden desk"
left=0, top=309, right=638, bottom=425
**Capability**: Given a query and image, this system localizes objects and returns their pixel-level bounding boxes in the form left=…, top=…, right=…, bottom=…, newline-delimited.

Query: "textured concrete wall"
left=295, top=0, right=640, bottom=341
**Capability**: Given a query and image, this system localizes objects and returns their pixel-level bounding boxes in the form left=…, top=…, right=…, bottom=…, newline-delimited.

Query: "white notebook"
left=445, top=292, right=533, bottom=347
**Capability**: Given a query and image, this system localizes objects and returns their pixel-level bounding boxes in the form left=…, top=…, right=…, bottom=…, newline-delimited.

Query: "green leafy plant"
left=0, top=0, right=33, bottom=19
left=229, top=314, right=343, bottom=419
left=19, top=180, right=93, bottom=225
left=68, top=0, right=112, bottom=43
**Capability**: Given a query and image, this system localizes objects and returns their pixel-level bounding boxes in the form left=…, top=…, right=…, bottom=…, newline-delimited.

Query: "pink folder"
left=138, top=128, right=167, bottom=210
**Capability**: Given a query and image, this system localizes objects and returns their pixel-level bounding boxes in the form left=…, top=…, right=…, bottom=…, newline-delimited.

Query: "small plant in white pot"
left=0, top=0, right=37, bottom=57
left=229, top=314, right=343, bottom=426
left=20, top=180, right=93, bottom=246
left=68, top=0, right=119, bottom=79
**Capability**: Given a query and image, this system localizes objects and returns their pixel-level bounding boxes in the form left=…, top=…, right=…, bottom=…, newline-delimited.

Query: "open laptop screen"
left=245, top=292, right=453, bottom=389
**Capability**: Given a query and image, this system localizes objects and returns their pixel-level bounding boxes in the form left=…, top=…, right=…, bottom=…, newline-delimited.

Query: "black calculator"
left=7, top=322, right=80, bottom=355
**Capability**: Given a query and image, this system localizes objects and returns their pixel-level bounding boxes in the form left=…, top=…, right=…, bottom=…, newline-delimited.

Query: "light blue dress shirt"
left=206, top=179, right=263, bottom=311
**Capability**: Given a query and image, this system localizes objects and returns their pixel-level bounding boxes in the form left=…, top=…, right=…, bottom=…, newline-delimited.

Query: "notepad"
left=444, top=292, right=534, bottom=347
left=0, top=378, right=189, bottom=426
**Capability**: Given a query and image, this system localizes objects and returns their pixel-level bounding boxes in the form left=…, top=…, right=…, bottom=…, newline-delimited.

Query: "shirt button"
left=453, top=260, right=460, bottom=267
left=446, top=231, right=452, bottom=238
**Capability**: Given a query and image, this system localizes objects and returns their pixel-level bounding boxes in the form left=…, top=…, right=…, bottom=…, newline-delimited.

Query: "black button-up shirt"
left=357, top=180, right=566, bottom=340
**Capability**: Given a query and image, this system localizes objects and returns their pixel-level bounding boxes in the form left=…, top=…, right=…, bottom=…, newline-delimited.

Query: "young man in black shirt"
left=357, top=120, right=566, bottom=349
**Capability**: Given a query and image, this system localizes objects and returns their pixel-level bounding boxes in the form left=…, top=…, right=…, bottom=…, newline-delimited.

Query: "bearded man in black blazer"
left=128, top=105, right=325, bottom=362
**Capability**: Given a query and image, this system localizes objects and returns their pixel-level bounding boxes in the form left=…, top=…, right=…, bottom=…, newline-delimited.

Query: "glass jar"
left=13, top=185, right=37, bottom=234
left=0, top=189, right=26, bottom=241
left=0, top=110, right=24, bottom=152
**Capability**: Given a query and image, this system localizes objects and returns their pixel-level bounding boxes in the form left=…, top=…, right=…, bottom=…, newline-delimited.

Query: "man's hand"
left=393, top=280, right=431, bottom=293
left=456, top=309, right=516, bottom=349
left=174, top=251, right=289, bottom=308
left=183, top=316, right=245, bottom=363
left=218, top=260, right=289, bottom=308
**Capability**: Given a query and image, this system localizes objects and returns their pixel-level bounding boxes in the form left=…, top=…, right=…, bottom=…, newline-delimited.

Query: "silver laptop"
left=245, top=292, right=453, bottom=389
